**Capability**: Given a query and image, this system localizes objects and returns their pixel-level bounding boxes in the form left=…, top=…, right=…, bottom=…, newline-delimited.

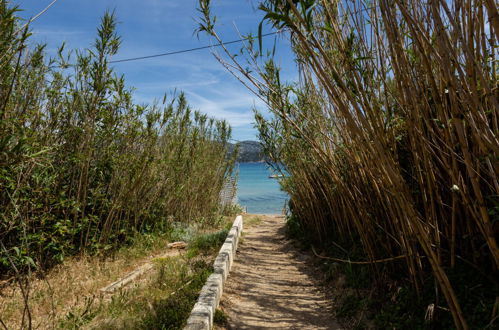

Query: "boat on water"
left=269, top=174, right=284, bottom=179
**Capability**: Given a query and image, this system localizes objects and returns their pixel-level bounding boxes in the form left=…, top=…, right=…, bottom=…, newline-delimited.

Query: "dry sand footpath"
left=218, top=215, right=340, bottom=329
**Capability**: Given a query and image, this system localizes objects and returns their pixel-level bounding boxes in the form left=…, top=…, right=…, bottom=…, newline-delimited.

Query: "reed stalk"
left=198, top=0, right=498, bottom=327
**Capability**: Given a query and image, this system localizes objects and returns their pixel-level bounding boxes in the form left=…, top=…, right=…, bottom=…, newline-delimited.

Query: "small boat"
left=269, top=174, right=284, bottom=179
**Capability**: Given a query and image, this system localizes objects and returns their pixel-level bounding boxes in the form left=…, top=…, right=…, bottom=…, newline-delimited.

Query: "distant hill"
left=229, top=141, right=266, bottom=163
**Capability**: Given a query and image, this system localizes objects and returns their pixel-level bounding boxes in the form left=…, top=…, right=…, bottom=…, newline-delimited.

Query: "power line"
left=109, top=31, right=282, bottom=64
left=0, top=0, right=60, bottom=63
left=108, top=4, right=379, bottom=64
left=16, top=0, right=60, bottom=35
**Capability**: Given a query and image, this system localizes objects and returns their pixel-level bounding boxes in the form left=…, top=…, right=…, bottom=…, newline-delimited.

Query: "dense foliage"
left=198, top=0, right=498, bottom=328
left=0, top=4, right=236, bottom=275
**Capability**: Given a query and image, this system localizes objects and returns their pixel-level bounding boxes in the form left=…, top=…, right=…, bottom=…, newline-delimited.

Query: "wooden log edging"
left=184, top=215, right=243, bottom=330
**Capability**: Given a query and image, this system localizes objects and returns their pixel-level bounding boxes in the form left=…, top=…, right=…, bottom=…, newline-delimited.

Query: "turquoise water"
left=236, top=162, right=288, bottom=214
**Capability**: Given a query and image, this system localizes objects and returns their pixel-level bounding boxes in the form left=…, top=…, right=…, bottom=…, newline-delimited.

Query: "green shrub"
left=0, top=4, right=237, bottom=276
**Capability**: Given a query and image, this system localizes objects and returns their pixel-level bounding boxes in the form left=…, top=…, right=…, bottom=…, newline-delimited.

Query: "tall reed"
left=198, top=0, right=498, bottom=327
left=0, top=4, right=236, bottom=275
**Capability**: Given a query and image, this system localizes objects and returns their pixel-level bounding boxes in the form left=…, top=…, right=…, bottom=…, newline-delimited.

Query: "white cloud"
left=183, top=88, right=259, bottom=127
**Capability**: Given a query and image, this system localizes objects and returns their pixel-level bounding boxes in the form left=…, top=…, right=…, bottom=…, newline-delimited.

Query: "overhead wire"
left=108, top=4, right=378, bottom=64
left=109, top=31, right=283, bottom=64
left=15, top=3, right=376, bottom=66
left=0, top=0, right=60, bottom=63
left=16, top=0, right=60, bottom=36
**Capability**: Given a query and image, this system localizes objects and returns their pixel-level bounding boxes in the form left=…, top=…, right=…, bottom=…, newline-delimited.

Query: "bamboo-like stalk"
left=198, top=0, right=498, bottom=327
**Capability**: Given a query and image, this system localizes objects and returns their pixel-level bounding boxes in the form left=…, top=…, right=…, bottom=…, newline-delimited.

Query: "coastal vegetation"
left=0, top=3, right=235, bottom=273
left=0, top=5, right=238, bottom=327
left=198, top=0, right=498, bottom=328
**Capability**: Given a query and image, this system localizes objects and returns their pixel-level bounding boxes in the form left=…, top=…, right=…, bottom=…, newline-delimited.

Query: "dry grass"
left=0, top=233, right=173, bottom=329
left=83, top=255, right=210, bottom=330
left=0, top=216, right=234, bottom=329
left=243, top=214, right=264, bottom=228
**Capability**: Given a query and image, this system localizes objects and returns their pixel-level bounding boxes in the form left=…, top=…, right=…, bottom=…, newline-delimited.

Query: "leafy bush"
left=0, top=4, right=237, bottom=276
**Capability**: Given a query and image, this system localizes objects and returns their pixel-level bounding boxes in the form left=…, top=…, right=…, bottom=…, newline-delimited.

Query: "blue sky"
left=14, top=0, right=296, bottom=141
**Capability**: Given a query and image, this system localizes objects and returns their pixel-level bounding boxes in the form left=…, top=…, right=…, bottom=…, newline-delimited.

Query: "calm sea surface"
left=236, top=162, right=288, bottom=214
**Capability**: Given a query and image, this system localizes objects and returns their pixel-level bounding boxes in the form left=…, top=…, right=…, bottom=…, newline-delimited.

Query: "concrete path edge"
left=184, top=215, right=243, bottom=330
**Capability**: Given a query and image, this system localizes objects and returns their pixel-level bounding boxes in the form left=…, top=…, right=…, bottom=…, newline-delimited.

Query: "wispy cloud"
left=184, top=87, right=263, bottom=127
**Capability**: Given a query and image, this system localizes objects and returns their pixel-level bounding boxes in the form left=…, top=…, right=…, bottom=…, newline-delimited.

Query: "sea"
left=236, top=162, right=288, bottom=214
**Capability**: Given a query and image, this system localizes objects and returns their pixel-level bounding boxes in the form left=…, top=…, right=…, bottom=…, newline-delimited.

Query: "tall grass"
left=0, top=3, right=236, bottom=276
left=198, top=0, right=498, bottom=328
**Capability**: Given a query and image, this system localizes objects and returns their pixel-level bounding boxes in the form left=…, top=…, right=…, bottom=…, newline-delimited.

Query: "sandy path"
left=218, top=215, right=340, bottom=329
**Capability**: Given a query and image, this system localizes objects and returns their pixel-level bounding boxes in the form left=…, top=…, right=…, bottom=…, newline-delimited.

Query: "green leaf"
left=25, top=256, right=36, bottom=267
left=322, top=23, right=334, bottom=34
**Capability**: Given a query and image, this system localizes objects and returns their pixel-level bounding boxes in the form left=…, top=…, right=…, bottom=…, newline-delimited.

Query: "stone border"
left=184, top=215, right=243, bottom=330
